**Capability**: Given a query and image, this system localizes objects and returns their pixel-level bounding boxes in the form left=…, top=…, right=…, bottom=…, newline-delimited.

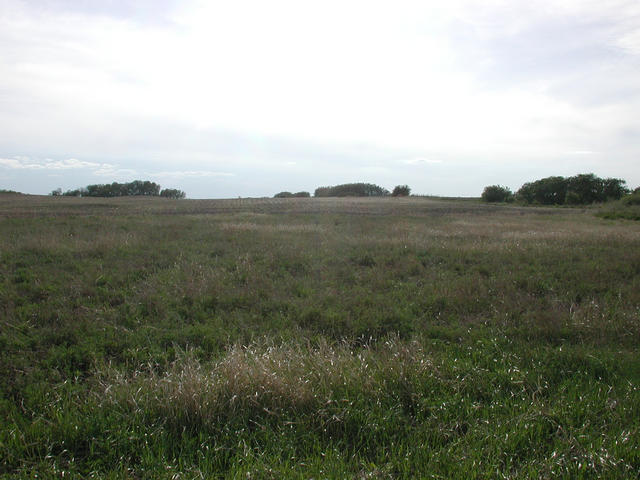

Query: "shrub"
left=622, top=191, right=640, bottom=206
left=481, top=185, right=513, bottom=203
left=392, top=185, right=411, bottom=197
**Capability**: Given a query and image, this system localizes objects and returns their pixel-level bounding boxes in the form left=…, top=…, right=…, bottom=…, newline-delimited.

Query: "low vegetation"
left=1, top=195, right=639, bottom=477
left=597, top=190, right=640, bottom=221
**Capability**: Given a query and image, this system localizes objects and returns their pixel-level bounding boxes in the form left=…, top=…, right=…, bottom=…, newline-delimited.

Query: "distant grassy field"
left=1, top=195, right=639, bottom=478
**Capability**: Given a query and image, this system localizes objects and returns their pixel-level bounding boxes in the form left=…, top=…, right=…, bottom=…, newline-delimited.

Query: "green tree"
left=392, top=185, right=411, bottom=197
left=160, top=188, right=186, bottom=199
left=61, top=181, right=182, bottom=198
left=314, top=183, right=389, bottom=197
left=516, top=176, right=567, bottom=205
left=481, top=185, right=513, bottom=203
left=602, top=178, right=629, bottom=201
left=565, top=174, right=603, bottom=204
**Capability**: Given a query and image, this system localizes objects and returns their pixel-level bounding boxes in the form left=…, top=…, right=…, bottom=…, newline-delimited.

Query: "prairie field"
left=1, top=194, right=639, bottom=478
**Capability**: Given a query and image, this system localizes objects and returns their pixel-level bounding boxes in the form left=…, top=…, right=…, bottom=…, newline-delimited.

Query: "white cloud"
left=566, top=150, right=598, bottom=156
left=94, top=167, right=138, bottom=177
left=0, top=158, right=29, bottom=169
left=151, top=170, right=235, bottom=178
left=401, top=158, right=444, bottom=165
left=44, top=158, right=105, bottom=169
left=0, top=156, right=113, bottom=171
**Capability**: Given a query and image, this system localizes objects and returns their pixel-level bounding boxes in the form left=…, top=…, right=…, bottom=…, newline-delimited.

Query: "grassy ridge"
left=1, top=196, right=639, bottom=478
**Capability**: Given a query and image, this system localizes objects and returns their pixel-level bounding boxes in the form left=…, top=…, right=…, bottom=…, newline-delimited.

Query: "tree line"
left=482, top=174, right=631, bottom=205
left=314, top=183, right=390, bottom=197
left=274, top=183, right=412, bottom=198
left=273, top=191, right=311, bottom=198
left=51, top=181, right=186, bottom=199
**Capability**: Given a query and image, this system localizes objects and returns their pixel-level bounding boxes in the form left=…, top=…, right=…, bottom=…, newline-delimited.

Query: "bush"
left=597, top=190, right=640, bottom=220
left=392, top=185, right=411, bottom=197
left=481, top=185, right=513, bottom=203
left=622, top=191, right=640, bottom=206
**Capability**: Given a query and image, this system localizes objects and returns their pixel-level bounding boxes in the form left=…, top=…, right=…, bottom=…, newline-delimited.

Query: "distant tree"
left=314, top=183, right=389, bottom=197
left=601, top=178, right=629, bottom=201
left=160, top=188, right=186, bottom=199
left=60, top=180, right=183, bottom=198
left=314, top=187, right=331, bottom=197
left=482, top=185, right=513, bottom=203
left=516, top=176, right=567, bottom=205
left=565, top=174, right=603, bottom=204
left=50, top=188, right=62, bottom=196
left=515, top=173, right=629, bottom=205
left=274, top=191, right=294, bottom=198
left=62, top=188, right=87, bottom=197
left=392, top=185, right=411, bottom=197
left=274, top=191, right=310, bottom=198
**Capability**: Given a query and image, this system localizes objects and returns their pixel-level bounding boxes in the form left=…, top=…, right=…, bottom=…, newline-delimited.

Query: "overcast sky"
left=1, top=0, right=639, bottom=198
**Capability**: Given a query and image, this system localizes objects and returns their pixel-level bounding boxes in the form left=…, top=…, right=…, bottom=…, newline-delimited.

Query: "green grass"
left=1, top=195, right=639, bottom=478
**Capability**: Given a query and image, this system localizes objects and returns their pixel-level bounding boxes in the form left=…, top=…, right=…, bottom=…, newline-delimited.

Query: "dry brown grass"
left=100, top=337, right=434, bottom=426
left=219, top=222, right=326, bottom=233
left=0, top=194, right=567, bottom=218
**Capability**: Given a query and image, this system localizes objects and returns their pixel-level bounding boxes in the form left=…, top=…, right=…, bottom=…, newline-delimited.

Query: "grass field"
left=1, top=194, right=639, bottom=478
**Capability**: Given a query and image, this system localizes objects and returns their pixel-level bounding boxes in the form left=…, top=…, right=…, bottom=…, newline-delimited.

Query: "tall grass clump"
left=101, top=337, right=432, bottom=432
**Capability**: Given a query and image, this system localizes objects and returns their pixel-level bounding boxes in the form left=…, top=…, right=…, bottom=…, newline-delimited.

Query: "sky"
left=1, top=0, right=639, bottom=198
